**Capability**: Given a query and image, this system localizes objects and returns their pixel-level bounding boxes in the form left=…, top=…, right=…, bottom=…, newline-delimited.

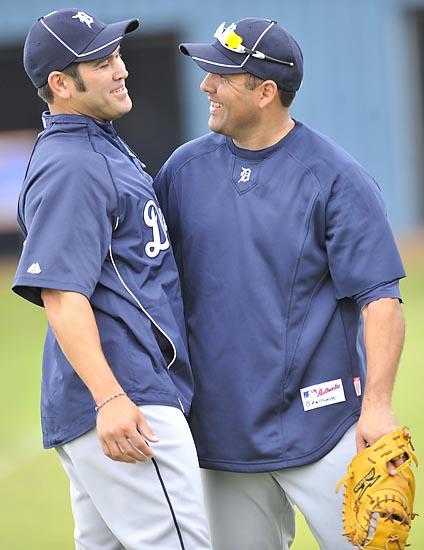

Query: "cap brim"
left=179, top=42, right=248, bottom=75
left=77, top=18, right=139, bottom=62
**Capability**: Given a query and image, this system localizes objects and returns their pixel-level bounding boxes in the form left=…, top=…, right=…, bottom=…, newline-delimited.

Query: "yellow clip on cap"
left=225, top=32, right=243, bottom=49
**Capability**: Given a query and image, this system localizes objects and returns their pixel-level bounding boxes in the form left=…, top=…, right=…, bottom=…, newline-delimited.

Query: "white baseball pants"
left=201, top=423, right=357, bottom=550
left=57, top=405, right=212, bottom=550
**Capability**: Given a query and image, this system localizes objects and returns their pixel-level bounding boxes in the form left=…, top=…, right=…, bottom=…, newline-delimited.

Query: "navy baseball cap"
left=24, top=8, right=139, bottom=88
left=180, top=18, right=303, bottom=92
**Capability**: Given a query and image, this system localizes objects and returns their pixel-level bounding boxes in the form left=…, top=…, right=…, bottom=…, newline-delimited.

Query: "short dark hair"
left=37, top=63, right=86, bottom=104
left=244, top=73, right=296, bottom=108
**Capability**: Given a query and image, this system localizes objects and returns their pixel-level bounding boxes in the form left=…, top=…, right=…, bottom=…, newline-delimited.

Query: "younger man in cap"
left=13, top=8, right=212, bottom=549
left=154, top=17, right=406, bottom=549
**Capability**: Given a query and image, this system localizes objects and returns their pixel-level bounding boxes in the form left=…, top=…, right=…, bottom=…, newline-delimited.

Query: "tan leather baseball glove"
left=336, top=427, right=418, bottom=549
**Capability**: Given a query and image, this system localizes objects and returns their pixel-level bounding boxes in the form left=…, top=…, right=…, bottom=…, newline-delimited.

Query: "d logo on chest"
left=231, top=158, right=261, bottom=194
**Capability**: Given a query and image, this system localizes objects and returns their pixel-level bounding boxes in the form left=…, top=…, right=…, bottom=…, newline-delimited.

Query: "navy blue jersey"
left=13, top=113, right=193, bottom=448
left=153, top=121, right=405, bottom=472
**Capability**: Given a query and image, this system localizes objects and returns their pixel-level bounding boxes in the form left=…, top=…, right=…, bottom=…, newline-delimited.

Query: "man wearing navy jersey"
left=12, top=8, right=212, bottom=549
left=153, top=17, right=406, bottom=550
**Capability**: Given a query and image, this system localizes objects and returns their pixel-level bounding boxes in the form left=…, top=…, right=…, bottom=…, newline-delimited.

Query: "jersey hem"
left=197, top=415, right=359, bottom=472
left=42, top=398, right=183, bottom=449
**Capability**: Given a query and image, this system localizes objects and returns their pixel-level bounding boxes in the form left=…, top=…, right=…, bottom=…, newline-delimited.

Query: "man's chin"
left=111, top=100, right=133, bottom=121
left=208, top=119, right=225, bottom=136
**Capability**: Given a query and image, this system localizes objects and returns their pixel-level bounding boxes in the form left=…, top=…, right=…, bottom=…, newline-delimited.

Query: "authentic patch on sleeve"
left=300, top=378, right=346, bottom=412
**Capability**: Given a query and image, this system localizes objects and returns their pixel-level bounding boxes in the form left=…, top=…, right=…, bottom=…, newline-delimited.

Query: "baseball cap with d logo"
left=24, top=8, right=139, bottom=88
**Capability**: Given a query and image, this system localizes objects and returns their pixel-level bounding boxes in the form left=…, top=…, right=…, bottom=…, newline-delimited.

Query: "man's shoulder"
left=288, top=121, right=371, bottom=184
left=32, top=122, right=109, bottom=169
left=292, top=122, right=360, bottom=165
left=168, top=132, right=226, bottom=165
left=26, top=126, right=114, bottom=200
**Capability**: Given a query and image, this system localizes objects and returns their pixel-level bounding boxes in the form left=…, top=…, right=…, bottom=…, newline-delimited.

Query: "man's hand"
left=96, top=395, right=159, bottom=463
left=356, top=406, right=401, bottom=475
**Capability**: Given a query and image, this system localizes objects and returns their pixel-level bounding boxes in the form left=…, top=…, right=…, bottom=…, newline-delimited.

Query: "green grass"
left=1, top=254, right=423, bottom=549
left=0, top=258, right=74, bottom=549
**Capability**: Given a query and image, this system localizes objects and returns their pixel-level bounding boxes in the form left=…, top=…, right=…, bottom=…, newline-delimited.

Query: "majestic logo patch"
left=143, top=200, right=170, bottom=258
left=238, top=167, right=252, bottom=183
left=300, top=378, right=346, bottom=411
left=354, top=468, right=381, bottom=500
left=27, top=262, right=41, bottom=274
left=72, top=11, right=94, bottom=28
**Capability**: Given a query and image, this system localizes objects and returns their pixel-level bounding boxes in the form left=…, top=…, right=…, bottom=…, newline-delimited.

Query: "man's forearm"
left=361, top=296, right=405, bottom=405
left=41, top=288, right=157, bottom=462
left=355, top=297, right=405, bottom=450
left=41, top=288, right=123, bottom=405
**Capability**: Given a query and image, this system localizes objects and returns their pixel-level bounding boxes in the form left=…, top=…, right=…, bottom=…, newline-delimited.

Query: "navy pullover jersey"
left=153, top=121, right=406, bottom=472
left=13, top=113, right=193, bottom=448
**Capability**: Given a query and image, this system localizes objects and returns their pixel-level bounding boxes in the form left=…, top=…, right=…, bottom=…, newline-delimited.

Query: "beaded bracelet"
left=95, top=391, right=126, bottom=412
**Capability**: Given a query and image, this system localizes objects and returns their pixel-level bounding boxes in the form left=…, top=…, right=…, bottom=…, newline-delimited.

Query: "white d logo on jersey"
left=143, top=200, right=170, bottom=258
left=238, top=167, right=252, bottom=183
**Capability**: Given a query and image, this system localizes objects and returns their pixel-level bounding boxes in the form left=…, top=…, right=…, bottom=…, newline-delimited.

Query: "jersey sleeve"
left=153, top=161, right=172, bottom=220
left=325, top=165, right=406, bottom=302
left=13, top=150, right=118, bottom=306
left=353, top=280, right=402, bottom=309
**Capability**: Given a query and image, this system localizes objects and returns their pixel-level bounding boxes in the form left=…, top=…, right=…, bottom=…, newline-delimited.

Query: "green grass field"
left=1, top=248, right=423, bottom=549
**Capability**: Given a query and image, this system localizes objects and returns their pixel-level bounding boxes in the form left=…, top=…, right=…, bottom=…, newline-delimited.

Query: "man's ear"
left=47, top=71, right=72, bottom=100
left=257, top=79, right=279, bottom=108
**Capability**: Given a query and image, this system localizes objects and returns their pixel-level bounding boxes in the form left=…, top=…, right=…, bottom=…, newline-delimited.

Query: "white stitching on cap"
left=250, top=20, right=275, bottom=52
left=191, top=55, right=248, bottom=69
left=40, top=18, right=123, bottom=58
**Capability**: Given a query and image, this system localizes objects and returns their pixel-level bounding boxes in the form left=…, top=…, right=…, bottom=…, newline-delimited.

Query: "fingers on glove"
left=388, top=454, right=408, bottom=476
